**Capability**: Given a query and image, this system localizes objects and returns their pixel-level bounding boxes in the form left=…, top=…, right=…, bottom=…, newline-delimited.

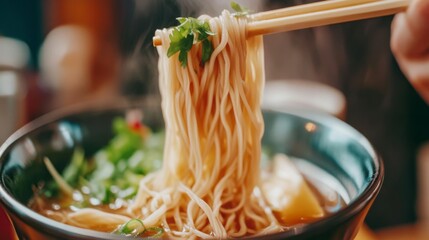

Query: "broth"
left=29, top=157, right=346, bottom=236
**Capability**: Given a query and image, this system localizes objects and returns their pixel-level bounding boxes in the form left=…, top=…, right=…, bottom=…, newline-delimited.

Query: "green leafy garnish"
left=167, top=17, right=214, bottom=67
left=83, top=118, right=163, bottom=204
left=43, top=157, right=74, bottom=196
left=41, top=117, right=164, bottom=205
left=231, top=1, right=251, bottom=17
left=42, top=148, right=85, bottom=198
left=62, top=148, right=86, bottom=186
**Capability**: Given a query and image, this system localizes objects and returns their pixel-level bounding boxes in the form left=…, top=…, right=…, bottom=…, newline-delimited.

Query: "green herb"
left=83, top=118, right=163, bottom=204
left=116, top=219, right=146, bottom=236
left=107, top=117, right=143, bottom=164
left=167, top=17, right=214, bottom=67
left=62, top=148, right=86, bottom=186
left=42, top=148, right=85, bottom=197
left=115, top=219, right=164, bottom=238
left=231, top=1, right=251, bottom=17
left=43, top=157, right=74, bottom=196
left=41, top=117, right=164, bottom=205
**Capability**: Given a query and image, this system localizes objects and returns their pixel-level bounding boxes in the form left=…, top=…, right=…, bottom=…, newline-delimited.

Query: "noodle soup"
left=28, top=9, right=347, bottom=239
left=0, top=106, right=382, bottom=240
left=29, top=130, right=346, bottom=238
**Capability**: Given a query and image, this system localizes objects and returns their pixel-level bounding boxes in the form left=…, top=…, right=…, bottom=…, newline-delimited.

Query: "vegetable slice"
left=116, top=219, right=146, bottom=236
left=43, top=157, right=74, bottom=196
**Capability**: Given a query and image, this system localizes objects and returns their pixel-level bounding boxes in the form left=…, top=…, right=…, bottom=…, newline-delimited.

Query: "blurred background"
left=1, top=0, right=429, bottom=239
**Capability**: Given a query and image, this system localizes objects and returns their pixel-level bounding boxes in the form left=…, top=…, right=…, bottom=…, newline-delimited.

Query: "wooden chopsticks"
left=251, top=0, right=380, bottom=21
left=248, top=0, right=409, bottom=37
left=153, top=0, right=409, bottom=46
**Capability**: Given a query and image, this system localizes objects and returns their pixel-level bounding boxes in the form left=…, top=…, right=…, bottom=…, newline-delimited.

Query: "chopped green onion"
left=116, top=219, right=146, bottom=236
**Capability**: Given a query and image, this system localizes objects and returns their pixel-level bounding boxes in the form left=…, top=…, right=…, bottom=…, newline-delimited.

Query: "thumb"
left=391, top=0, right=429, bottom=58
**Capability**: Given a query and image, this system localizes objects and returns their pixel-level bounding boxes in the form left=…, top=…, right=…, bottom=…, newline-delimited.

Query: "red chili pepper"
left=130, top=121, right=142, bottom=131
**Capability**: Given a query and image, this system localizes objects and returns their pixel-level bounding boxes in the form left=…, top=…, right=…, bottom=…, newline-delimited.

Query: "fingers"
left=391, top=0, right=429, bottom=58
left=402, top=55, right=429, bottom=103
left=391, top=0, right=429, bottom=103
left=391, top=13, right=413, bottom=58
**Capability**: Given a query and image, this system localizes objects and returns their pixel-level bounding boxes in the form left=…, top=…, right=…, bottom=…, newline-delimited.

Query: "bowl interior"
left=0, top=106, right=382, bottom=239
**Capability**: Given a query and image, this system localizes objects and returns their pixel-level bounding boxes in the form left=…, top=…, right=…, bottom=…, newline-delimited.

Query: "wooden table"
left=376, top=222, right=429, bottom=240
left=0, top=210, right=407, bottom=240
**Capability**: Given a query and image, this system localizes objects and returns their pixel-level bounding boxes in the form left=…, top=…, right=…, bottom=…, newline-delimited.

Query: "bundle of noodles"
left=68, top=11, right=282, bottom=239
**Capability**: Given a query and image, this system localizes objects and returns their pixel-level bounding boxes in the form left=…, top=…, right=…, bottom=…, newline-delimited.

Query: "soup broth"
left=30, top=155, right=346, bottom=236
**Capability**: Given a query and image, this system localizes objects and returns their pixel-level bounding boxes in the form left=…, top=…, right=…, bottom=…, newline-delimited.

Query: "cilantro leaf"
left=179, top=49, right=189, bottom=67
left=196, top=21, right=214, bottom=41
left=201, top=39, right=213, bottom=64
left=167, top=17, right=215, bottom=67
left=168, top=31, right=193, bottom=67
left=166, top=30, right=185, bottom=57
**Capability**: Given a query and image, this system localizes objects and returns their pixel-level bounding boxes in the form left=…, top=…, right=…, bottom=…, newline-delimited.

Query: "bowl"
left=0, top=104, right=383, bottom=240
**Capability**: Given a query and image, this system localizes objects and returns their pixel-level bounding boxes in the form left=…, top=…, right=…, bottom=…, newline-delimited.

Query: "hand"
left=391, top=0, right=429, bottom=103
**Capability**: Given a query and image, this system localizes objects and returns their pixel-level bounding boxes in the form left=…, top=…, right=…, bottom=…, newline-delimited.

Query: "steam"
left=119, top=0, right=393, bottom=102
left=119, top=0, right=264, bottom=99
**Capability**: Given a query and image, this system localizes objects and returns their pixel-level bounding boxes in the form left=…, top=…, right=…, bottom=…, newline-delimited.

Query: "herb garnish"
left=167, top=17, right=214, bottom=67
left=42, top=117, right=164, bottom=204
left=231, top=1, right=251, bottom=16
left=115, top=219, right=164, bottom=238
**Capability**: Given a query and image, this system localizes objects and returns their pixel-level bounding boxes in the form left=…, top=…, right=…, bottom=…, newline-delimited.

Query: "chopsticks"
left=248, top=0, right=409, bottom=37
left=153, top=0, right=409, bottom=46
left=251, top=0, right=381, bottom=21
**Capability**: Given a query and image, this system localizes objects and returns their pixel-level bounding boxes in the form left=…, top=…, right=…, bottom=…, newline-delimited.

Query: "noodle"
left=152, top=10, right=273, bottom=238
left=45, top=10, right=284, bottom=239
